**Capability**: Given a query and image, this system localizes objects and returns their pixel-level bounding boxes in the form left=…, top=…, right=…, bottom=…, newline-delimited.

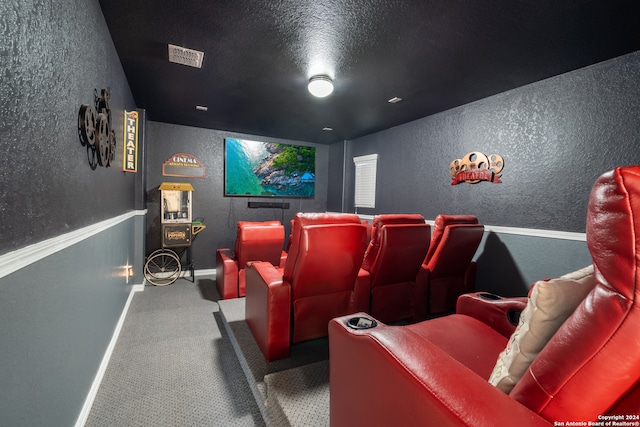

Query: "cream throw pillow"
left=488, top=265, right=596, bottom=394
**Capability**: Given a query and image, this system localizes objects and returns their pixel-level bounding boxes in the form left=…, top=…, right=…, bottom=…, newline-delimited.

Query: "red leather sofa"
left=329, top=166, right=640, bottom=426
left=360, top=214, right=431, bottom=322
left=415, top=214, right=484, bottom=317
left=215, top=220, right=286, bottom=299
left=245, top=213, right=368, bottom=361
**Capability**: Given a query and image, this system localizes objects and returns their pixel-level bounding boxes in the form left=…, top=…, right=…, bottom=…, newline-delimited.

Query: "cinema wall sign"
left=450, top=151, right=504, bottom=185
left=162, top=153, right=206, bottom=178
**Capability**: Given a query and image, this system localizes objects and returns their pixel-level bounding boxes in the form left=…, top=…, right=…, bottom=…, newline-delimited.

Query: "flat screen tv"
left=224, top=138, right=315, bottom=197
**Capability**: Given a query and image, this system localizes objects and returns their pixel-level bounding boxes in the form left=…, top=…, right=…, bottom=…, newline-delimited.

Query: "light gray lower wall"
left=0, top=213, right=140, bottom=427
left=474, top=231, right=590, bottom=297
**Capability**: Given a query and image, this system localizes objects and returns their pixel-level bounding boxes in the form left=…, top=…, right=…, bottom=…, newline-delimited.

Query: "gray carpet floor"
left=85, top=277, right=266, bottom=427
left=218, top=298, right=330, bottom=427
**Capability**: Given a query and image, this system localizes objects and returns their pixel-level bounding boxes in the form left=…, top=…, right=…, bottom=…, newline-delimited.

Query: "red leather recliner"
left=415, top=214, right=484, bottom=317
left=329, top=166, right=640, bottom=426
left=215, top=221, right=286, bottom=299
left=245, top=213, right=368, bottom=361
left=360, top=214, right=430, bottom=322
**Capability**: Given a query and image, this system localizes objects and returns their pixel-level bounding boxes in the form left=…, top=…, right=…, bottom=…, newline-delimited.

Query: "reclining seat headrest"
left=284, top=213, right=362, bottom=281
left=424, top=214, right=479, bottom=264
left=361, top=214, right=426, bottom=271
left=234, top=220, right=282, bottom=255
left=510, top=166, right=640, bottom=421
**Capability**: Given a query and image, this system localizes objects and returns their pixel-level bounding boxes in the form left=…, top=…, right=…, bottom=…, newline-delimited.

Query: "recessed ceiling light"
left=388, top=97, right=403, bottom=104
left=308, top=75, right=334, bottom=98
left=195, top=105, right=208, bottom=111
left=322, top=127, right=333, bottom=131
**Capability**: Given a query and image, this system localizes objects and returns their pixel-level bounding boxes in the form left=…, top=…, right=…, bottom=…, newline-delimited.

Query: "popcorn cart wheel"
left=144, top=220, right=206, bottom=286
left=144, top=182, right=206, bottom=286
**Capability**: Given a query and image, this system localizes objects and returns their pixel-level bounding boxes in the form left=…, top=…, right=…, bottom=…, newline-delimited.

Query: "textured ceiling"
left=99, top=0, right=640, bottom=144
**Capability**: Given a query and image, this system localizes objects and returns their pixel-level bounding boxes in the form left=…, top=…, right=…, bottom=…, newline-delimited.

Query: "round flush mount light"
left=308, top=75, right=334, bottom=98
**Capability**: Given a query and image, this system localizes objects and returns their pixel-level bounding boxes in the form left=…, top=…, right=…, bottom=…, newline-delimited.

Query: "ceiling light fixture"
left=195, top=105, right=208, bottom=111
left=388, top=96, right=403, bottom=104
left=308, top=75, right=334, bottom=98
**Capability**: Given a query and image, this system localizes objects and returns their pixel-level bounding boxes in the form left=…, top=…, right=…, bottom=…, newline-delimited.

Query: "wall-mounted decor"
left=450, top=151, right=504, bottom=185
left=162, top=153, right=206, bottom=178
left=224, top=138, right=315, bottom=197
left=78, top=88, right=116, bottom=170
left=123, top=110, right=138, bottom=173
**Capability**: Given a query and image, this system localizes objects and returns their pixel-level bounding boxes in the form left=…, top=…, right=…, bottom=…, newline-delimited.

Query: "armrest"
left=329, top=314, right=551, bottom=427
left=351, top=268, right=371, bottom=312
left=456, top=293, right=528, bottom=338
left=245, top=261, right=291, bottom=361
left=215, top=248, right=239, bottom=299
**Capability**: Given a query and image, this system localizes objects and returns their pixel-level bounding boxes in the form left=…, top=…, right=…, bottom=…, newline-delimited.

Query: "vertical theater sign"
left=123, top=110, right=138, bottom=173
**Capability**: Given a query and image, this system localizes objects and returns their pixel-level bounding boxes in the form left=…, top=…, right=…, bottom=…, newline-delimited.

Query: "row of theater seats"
left=329, top=166, right=640, bottom=426
left=215, top=212, right=485, bottom=361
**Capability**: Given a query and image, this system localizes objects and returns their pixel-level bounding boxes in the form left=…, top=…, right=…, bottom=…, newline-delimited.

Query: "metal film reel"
left=449, top=158, right=462, bottom=176
left=108, top=130, right=116, bottom=167
left=87, top=144, right=98, bottom=170
left=95, top=113, right=111, bottom=167
left=488, top=154, right=504, bottom=174
left=78, top=104, right=97, bottom=147
left=459, top=151, right=489, bottom=183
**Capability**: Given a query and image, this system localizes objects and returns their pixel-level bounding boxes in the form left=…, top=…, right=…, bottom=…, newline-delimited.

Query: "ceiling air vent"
left=168, top=44, right=204, bottom=68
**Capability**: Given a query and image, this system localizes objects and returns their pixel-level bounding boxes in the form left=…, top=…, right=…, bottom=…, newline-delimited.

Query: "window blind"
left=353, top=154, right=378, bottom=208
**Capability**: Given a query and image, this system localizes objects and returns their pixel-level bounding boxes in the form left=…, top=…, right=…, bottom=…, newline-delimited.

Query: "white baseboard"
left=75, top=285, right=143, bottom=427
left=194, top=268, right=216, bottom=277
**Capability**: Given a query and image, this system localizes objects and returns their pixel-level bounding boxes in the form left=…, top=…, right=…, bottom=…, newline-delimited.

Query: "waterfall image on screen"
left=224, top=138, right=315, bottom=197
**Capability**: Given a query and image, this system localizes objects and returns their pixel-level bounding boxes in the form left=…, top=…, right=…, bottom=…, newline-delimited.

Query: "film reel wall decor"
left=78, top=88, right=117, bottom=170
left=450, top=151, right=504, bottom=185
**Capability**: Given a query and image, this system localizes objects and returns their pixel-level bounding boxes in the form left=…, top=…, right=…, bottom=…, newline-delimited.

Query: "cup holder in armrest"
left=347, top=316, right=377, bottom=330
left=477, top=292, right=502, bottom=300
left=507, top=309, right=522, bottom=326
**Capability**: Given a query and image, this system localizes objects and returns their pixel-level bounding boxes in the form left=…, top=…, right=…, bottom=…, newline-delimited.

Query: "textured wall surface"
left=341, top=51, right=640, bottom=232
left=0, top=0, right=138, bottom=425
left=145, top=122, right=329, bottom=269
left=0, top=0, right=137, bottom=256
left=333, top=51, right=640, bottom=288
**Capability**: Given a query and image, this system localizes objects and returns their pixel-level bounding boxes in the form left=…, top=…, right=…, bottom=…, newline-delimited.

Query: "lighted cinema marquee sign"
left=123, top=110, right=138, bottom=172
left=450, top=151, right=504, bottom=185
left=162, top=153, right=206, bottom=178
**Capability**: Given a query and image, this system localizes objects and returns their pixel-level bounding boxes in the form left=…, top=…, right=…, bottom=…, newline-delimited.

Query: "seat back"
left=424, top=214, right=479, bottom=263
left=235, top=221, right=285, bottom=268
left=368, top=223, right=431, bottom=322
left=510, top=166, right=640, bottom=421
left=285, top=213, right=367, bottom=343
left=361, top=214, right=426, bottom=271
left=235, top=221, right=285, bottom=297
left=420, top=221, right=485, bottom=313
left=284, top=212, right=362, bottom=281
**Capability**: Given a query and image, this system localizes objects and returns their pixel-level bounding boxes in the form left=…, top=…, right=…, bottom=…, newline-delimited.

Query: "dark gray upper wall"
left=145, top=122, right=329, bottom=269
left=327, top=141, right=346, bottom=212
left=339, top=51, right=640, bottom=232
left=0, top=0, right=137, bottom=256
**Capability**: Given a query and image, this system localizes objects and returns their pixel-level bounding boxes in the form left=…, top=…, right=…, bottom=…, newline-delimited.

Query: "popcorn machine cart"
left=144, top=182, right=206, bottom=286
